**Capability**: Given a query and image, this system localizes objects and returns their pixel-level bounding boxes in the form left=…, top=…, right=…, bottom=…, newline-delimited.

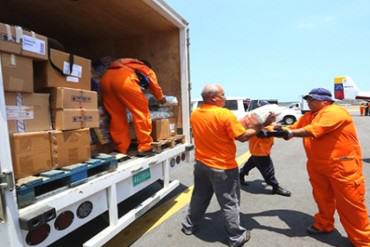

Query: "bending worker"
left=182, top=84, right=274, bottom=247
left=100, top=58, right=166, bottom=154
left=282, top=88, right=370, bottom=247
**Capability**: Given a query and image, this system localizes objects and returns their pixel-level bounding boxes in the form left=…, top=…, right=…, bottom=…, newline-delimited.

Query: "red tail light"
left=26, top=224, right=50, bottom=246
left=54, top=211, right=74, bottom=230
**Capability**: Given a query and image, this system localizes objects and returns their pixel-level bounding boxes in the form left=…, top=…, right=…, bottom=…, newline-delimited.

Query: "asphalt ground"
left=106, top=109, right=370, bottom=247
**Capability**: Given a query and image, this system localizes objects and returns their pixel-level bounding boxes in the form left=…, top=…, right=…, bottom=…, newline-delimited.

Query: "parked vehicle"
left=0, top=1, right=192, bottom=247
left=192, top=98, right=300, bottom=125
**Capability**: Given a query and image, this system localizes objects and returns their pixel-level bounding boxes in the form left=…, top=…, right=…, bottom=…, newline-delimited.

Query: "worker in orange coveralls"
left=100, top=58, right=166, bottom=155
left=281, top=88, right=370, bottom=247
left=360, top=103, right=366, bottom=116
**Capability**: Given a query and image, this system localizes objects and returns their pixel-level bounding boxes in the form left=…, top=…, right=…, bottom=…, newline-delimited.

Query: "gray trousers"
left=182, top=161, right=247, bottom=247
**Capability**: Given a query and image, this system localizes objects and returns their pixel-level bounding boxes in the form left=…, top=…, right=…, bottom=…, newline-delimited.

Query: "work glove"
left=256, top=130, right=271, bottom=138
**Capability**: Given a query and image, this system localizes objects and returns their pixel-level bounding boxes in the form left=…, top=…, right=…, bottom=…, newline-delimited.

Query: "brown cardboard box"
left=5, top=93, right=51, bottom=133
left=34, top=48, right=91, bottom=90
left=52, top=109, right=99, bottom=130
left=50, top=87, right=97, bottom=109
left=0, top=23, right=21, bottom=54
left=50, top=129, right=91, bottom=168
left=19, top=29, right=48, bottom=60
left=10, top=131, right=52, bottom=179
left=1, top=53, right=33, bottom=92
left=151, top=118, right=171, bottom=141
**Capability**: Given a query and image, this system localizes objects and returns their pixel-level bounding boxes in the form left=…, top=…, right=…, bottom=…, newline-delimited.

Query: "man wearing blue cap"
left=281, top=88, right=370, bottom=247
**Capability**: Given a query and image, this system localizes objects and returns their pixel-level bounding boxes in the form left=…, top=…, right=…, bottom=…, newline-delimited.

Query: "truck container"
left=0, top=0, right=192, bottom=246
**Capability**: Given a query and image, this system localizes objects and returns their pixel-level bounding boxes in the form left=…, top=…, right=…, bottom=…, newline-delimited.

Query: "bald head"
left=201, top=84, right=224, bottom=102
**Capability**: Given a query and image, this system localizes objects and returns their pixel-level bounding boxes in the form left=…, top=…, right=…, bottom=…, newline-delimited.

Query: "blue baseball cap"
left=303, top=88, right=335, bottom=102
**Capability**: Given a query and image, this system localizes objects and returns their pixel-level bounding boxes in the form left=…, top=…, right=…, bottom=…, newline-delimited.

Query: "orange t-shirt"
left=191, top=104, right=246, bottom=170
left=248, top=136, right=273, bottom=156
left=291, top=104, right=361, bottom=162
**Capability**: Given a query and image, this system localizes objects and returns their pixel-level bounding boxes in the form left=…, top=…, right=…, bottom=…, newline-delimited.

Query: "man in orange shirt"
left=181, top=84, right=274, bottom=247
left=282, top=88, right=370, bottom=247
left=239, top=126, right=291, bottom=197
left=100, top=58, right=166, bottom=155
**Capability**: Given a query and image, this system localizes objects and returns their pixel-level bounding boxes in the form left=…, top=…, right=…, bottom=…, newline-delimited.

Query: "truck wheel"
left=283, top=115, right=296, bottom=125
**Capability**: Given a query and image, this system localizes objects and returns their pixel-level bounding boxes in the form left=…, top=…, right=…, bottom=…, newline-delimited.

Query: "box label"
left=63, top=62, right=82, bottom=78
left=22, top=34, right=46, bottom=55
left=6, top=105, right=34, bottom=120
left=66, top=76, right=79, bottom=83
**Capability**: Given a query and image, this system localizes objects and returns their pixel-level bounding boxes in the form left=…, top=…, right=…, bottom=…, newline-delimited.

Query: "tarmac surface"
left=52, top=107, right=370, bottom=247
left=110, top=111, right=370, bottom=247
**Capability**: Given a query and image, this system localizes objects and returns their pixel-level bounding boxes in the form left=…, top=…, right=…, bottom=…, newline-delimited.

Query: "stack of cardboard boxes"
left=1, top=22, right=99, bottom=179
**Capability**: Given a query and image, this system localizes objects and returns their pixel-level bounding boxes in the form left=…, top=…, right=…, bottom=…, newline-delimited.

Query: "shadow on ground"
left=191, top=209, right=352, bottom=247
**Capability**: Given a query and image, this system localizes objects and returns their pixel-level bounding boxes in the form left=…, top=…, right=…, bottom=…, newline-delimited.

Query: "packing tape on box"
left=15, top=93, right=25, bottom=132
left=71, top=110, right=93, bottom=128
left=71, top=90, right=92, bottom=107
left=49, top=131, right=59, bottom=167
left=15, top=26, right=23, bottom=43
left=6, top=93, right=34, bottom=132
left=5, top=24, right=15, bottom=42
left=10, top=54, right=16, bottom=65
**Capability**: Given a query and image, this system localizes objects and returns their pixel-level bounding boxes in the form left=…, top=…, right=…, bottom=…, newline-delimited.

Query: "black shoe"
left=181, top=227, right=193, bottom=236
left=136, top=150, right=155, bottom=157
left=272, top=186, right=291, bottom=197
left=230, top=230, right=251, bottom=247
left=239, top=173, right=248, bottom=186
left=306, top=225, right=334, bottom=235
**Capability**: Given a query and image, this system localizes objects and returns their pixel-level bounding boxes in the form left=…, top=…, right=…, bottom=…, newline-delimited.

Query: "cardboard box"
left=151, top=118, right=171, bottom=141
left=1, top=53, right=33, bottom=93
left=10, top=131, right=52, bottom=179
left=19, top=29, right=48, bottom=60
left=34, top=48, right=91, bottom=90
left=5, top=93, right=51, bottom=133
left=50, top=129, right=91, bottom=168
left=50, top=87, right=97, bottom=109
left=0, top=23, right=21, bottom=54
left=52, top=109, right=99, bottom=130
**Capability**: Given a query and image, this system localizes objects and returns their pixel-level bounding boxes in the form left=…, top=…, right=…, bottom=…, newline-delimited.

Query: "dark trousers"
left=240, top=155, right=279, bottom=188
left=182, top=161, right=247, bottom=247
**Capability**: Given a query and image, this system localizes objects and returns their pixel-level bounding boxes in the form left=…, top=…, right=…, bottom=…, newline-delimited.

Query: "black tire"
left=283, top=115, right=296, bottom=125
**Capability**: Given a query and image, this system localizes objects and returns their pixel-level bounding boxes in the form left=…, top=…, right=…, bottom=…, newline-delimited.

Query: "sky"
left=166, top=0, right=370, bottom=102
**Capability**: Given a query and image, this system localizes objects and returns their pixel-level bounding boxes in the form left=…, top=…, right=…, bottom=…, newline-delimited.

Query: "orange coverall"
left=100, top=58, right=165, bottom=154
left=360, top=104, right=365, bottom=116
left=291, top=104, right=370, bottom=247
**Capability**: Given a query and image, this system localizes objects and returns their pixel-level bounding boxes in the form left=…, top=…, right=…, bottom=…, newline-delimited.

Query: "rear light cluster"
left=25, top=201, right=93, bottom=246
left=170, top=152, right=186, bottom=168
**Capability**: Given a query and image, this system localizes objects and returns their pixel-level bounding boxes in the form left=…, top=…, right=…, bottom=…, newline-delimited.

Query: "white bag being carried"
left=242, top=104, right=283, bottom=125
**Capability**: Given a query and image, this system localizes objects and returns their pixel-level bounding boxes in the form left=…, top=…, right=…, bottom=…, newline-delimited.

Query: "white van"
left=191, top=97, right=248, bottom=120
left=191, top=98, right=301, bottom=125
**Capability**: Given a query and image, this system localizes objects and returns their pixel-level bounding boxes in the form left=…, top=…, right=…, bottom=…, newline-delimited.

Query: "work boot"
left=239, top=173, right=248, bottom=186
left=136, top=149, right=155, bottom=157
left=229, top=230, right=251, bottom=247
left=272, top=186, right=291, bottom=197
left=306, top=225, right=334, bottom=235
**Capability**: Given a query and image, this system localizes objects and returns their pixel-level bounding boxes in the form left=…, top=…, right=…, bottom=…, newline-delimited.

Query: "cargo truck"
left=0, top=0, right=192, bottom=246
